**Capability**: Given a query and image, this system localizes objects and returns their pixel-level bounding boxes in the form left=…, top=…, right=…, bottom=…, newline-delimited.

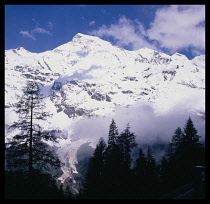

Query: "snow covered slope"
left=5, top=33, right=205, bottom=192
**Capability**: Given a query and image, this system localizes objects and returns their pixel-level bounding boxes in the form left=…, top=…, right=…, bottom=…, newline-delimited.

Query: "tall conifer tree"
left=84, top=137, right=107, bottom=198
left=5, top=79, right=61, bottom=191
left=117, top=123, right=138, bottom=171
left=103, top=119, right=122, bottom=198
left=181, top=117, right=203, bottom=181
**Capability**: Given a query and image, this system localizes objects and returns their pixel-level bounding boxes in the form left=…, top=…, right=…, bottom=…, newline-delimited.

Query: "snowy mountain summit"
left=5, top=33, right=205, bottom=192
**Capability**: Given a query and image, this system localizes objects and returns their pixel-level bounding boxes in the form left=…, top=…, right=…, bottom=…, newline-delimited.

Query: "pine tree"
left=168, top=127, right=183, bottom=159
left=171, top=127, right=183, bottom=153
left=113, top=123, right=138, bottom=198
left=103, top=119, right=122, bottom=198
left=84, top=137, right=107, bottom=198
left=146, top=146, right=157, bottom=179
left=104, top=119, right=120, bottom=165
left=181, top=117, right=203, bottom=181
left=134, top=147, right=147, bottom=198
left=183, top=117, right=200, bottom=144
left=158, top=155, right=170, bottom=193
left=136, top=148, right=147, bottom=177
left=107, top=118, right=119, bottom=147
left=6, top=79, right=61, bottom=173
left=117, top=123, right=138, bottom=171
left=159, top=156, right=169, bottom=181
left=5, top=79, right=62, bottom=198
left=145, top=146, right=158, bottom=198
left=166, top=127, right=184, bottom=185
left=166, top=117, right=204, bottom=188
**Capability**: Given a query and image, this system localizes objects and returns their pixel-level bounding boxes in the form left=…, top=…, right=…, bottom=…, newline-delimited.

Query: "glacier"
left=5, top=33, right=205, bottom=193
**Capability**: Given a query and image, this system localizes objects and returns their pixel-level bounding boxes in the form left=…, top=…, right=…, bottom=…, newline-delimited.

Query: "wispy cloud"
left=100, top=9, right=110, bottom=15
left=20, top=19, right=53, bottom=40
left=33, top=27, right=52, bottom=35
left=89, top=5, right=205, bottom=56
left=19, top=30, right=36, bottom=40
left=47, top=20, right=54, bottom=30
left=89, top=20, right=95, bottom=26
left=72, top=99, right=205, bottom=147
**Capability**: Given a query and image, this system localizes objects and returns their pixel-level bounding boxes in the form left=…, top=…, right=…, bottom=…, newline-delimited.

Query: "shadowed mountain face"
left=5, top=33, right=205, bottom=193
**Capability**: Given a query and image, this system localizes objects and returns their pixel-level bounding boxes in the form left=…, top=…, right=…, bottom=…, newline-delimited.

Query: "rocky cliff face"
left=5, top=33, right=205, bottom=193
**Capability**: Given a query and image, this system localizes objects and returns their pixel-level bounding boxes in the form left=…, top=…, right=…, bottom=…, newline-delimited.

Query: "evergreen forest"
left=5, top=80, right=205, bottom=199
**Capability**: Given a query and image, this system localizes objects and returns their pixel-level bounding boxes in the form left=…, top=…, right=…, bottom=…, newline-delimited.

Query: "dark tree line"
left=81, top=118, right=205, bottom=199
left=5, top=79, right=72, bottom=199
left=5, top=78, right=205, bottom=199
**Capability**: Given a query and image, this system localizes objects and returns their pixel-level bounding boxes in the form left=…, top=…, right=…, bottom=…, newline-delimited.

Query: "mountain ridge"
left=5, top=33, right=205, bottom=193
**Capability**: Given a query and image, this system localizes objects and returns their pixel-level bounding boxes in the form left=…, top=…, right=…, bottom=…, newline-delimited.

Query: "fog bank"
left=71, top=101, right=205, bottom=147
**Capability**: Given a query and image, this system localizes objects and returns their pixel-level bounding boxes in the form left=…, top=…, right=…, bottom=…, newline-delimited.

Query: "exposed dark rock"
left=23, top=73, right=34, bottom=79
left=69, top=80, right=79, bottom=85
left=15, top=66, right=25, bottom=72
left=143, top=73, right=152, bottom=79
left=140, top=92, right=148, bottom=95
left=122, top=90, right=133, bottom=94
left=162, top=70, right=176, bottom=81
left=57, top=106, right=63, bottom=113
left=64, top=106, right=76, bottom=118
left=123, top=76, right=138, bottom=81
left=106, top=94, right=112, bottom=102
left=75, top=108, right=87, bottom=116
left=91, top=92, right=106, bottom=101
left=36, top=75, right=46, bottom=82
left=162, top=70, right=176, bottom=75
left=109, top=91, right=118, bottom=95
left=52, top=81, right=62, bottom=91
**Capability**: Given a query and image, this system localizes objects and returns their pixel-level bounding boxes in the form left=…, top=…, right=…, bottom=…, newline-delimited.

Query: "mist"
left=71, top=100, right=205, bottom=148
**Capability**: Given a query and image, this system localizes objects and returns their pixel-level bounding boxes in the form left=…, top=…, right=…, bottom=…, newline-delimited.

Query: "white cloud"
left=72, top=100, right=205, bottom=147
left=47, top=20, right=54, bottom=30
left=147, top=5, right=205, bottom=54
left=89, top=20, right=95, bottom=26
left=19, top=31, right=36, bottom=40
left=89, top=5, right=205, bottom=56
left=89, top=16, right=157, bottom=50
left=20, top=19, right=53, bottom=40
left=100, top=9, right=110, bottom=15
left=33, top=27, right=52, bottom=35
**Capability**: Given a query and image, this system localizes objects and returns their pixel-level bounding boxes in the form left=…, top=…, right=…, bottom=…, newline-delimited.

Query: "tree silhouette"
left=144, top=146, right=158, bottom=198
left=80, top=117, right=205, bottom=199
left=107, top=118, right=119, bottom=147
left=165, top=117, right=204, bottom=190
left=158, top=155, right=170, bottom=194
left=170, top=127, right=183, bottom=154
left=166, top=127, right=184, bottom=186
left=136, top=148, right=147, bottom=177
left=180, top=117, right=203, bottom=182
left=84, top=137, right=107, bottom=198
left=134, top=147, right=147, bottom=198
left=117, top=123, right=138, bottom=171
left=5, top=79, right=62, bottom=198
left=102, top=119, right=122, bottom=198
left=115, top=123, right=138, bottom=198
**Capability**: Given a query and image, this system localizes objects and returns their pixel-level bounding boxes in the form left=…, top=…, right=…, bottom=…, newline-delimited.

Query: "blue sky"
left=5, top=5, right=205, bottom=59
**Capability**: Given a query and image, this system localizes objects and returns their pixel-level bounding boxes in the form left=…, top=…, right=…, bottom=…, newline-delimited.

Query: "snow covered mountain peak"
left=6, top=46, right=33, bottom=56
left=54, top=32, right=112, bottom=51
left=171, top=52, right=189, bottom=60
left=5, top=32, right=205, bottom=121
left=72, top=32, right=102, bottom=41
left=191, top=55, right=205, bottom=69
left=15, top=46, right=27, bottom=52
left=5, top=33, right=205, bottom=192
